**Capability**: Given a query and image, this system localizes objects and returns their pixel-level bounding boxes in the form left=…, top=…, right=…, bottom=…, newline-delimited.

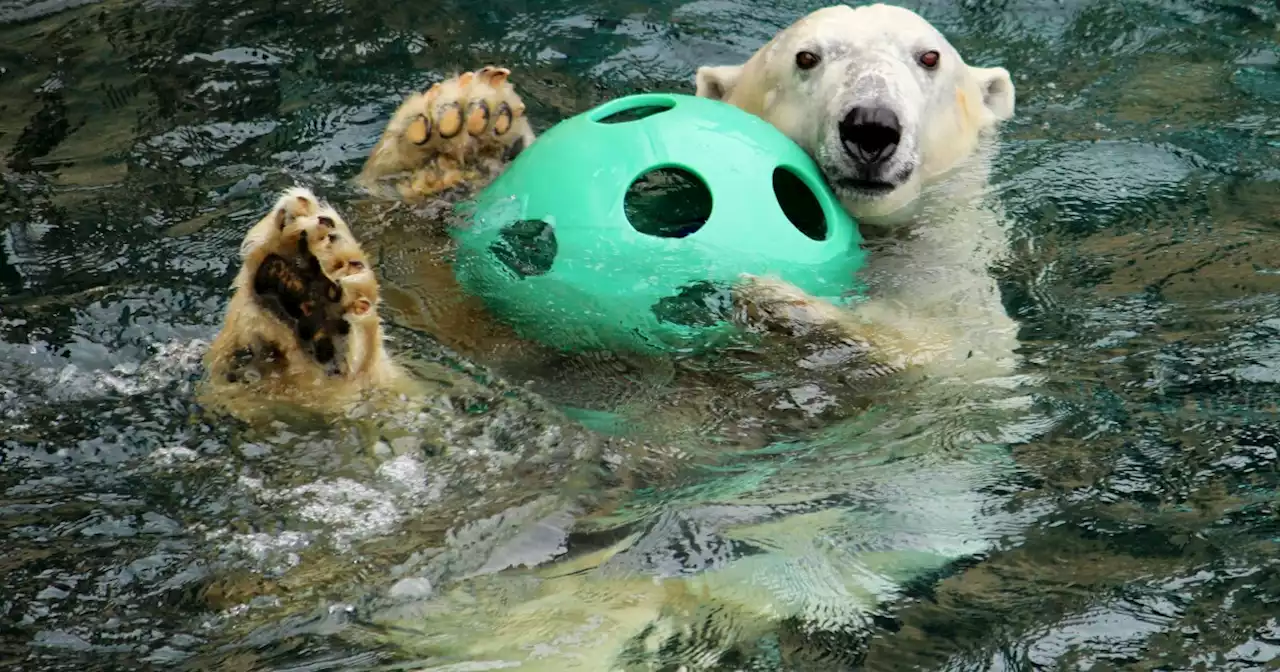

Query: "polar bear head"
left=695, top=4, right=1015, bottom=224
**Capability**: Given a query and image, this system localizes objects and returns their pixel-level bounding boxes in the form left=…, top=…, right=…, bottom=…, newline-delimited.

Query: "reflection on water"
left=2, top=0, right=1279, bottom=669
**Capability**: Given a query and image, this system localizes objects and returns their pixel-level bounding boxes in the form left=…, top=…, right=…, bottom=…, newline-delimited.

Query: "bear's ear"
left=695, top=64, right=744, bottom=101
left=971, top=66, right=1015, bottom=122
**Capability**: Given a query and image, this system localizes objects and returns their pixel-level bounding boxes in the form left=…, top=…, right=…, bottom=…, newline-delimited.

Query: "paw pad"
left=493, top=102, right=513, bottom=136
left=406, top=115, right=432, bottom=145
left=328, top=258, right=366, bottom=278
left=312, top=335, right=336, bottom=364
left=403, top=66, right=526, bottom=146
left=465, top=101, right=490, bottom=136
left=360, top=64, right=532, bottom=199
left=436, top=102, right=463, bottom=138
left=273, top=189, right=319, bottom=230
left=237, top=187, right=385, bottom=382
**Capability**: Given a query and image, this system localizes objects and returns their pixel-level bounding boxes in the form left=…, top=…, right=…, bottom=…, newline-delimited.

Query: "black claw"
left=503, top=135, right=526, bottom=162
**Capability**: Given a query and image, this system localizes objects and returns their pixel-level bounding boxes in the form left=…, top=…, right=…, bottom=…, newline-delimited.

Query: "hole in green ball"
left=594, top=103, right=674, bottom=124
left=652, top=280, right=734, bottom=327
left=489, top=219, right=557, bottom=278
left=624, top=167, right=712, bottom=239
left=773, top=166, right=828, bottom=241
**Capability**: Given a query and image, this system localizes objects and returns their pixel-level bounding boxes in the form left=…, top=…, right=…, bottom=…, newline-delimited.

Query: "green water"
left=2, top=0, right=1278, bottom=670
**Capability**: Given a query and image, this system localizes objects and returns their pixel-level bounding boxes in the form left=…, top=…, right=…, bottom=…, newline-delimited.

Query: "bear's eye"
left=795, top=51, right=820, bottom=71
left=918, top=50, right=940, bottom=70
left=347, top=260, right=364, bottom=270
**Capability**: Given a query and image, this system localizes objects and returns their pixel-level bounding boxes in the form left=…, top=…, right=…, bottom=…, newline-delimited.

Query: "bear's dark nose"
left=838, top=107, right=901, bottom=165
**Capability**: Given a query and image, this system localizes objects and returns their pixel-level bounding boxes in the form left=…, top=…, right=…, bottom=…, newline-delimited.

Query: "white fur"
left=697, top=3, right=1021, bottom=377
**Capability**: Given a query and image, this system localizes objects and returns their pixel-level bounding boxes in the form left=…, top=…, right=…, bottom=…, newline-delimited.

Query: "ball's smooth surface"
left=451, top=92, right=866, bottom=354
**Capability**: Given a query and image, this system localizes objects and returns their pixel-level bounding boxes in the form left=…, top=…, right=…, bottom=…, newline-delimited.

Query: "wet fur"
left=202, top=187, right=410, bottom=418
left=198, top=7, right=1025, bottom=669
left=204, top=69, right=538, bottom=417
left=206, top=4, right=1020, bottom=419
left=207, top=2, right=1018, bottom=412
left=697, top=3, right=1020, bottom=378
left=355, top=65, right=535, bottom=202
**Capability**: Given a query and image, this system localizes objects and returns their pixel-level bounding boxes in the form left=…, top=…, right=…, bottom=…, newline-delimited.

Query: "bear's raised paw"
left=206, top=187, right=393, bottom=393
left=357, top=66, right=536, bottom=201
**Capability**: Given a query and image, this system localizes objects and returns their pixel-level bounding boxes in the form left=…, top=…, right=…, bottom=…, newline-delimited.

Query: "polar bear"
left=198, top=4, right=1027, bottom=667
left=698, top=3, right=1021, bottom=377
left=203, top=3, right=1020, bottom=419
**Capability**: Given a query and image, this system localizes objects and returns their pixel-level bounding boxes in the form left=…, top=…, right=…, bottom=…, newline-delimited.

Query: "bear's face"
left=696, top=4, right=1015, bottom=222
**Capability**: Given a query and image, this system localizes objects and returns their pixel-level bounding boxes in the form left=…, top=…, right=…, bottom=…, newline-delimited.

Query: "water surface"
left=1, top=0, right=1279, bottom=669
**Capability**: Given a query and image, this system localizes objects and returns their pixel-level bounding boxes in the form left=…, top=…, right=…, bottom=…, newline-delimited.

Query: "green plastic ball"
left=451, top=92, right=866, bottom=355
